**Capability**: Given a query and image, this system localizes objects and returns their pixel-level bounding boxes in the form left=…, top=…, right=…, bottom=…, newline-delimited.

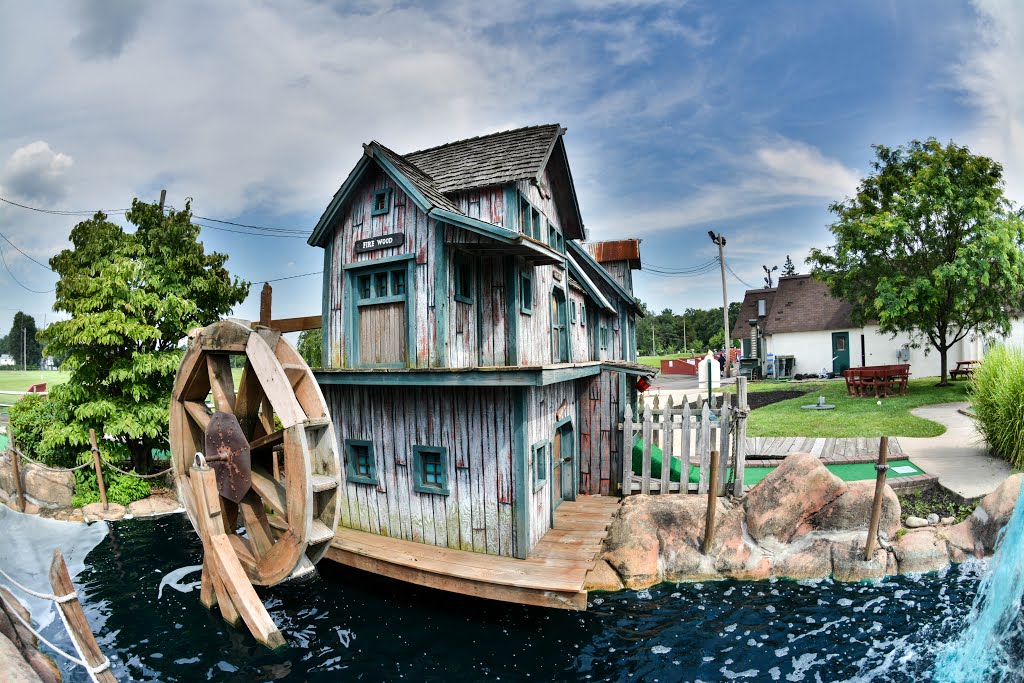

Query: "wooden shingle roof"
left=763, top=275, right=854, bottom=334
left=370, top=142, right=461, bottom=214
left=405, top=124, right=564, bottom=193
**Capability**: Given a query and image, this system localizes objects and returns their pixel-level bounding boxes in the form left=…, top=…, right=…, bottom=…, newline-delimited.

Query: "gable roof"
left=731, top=287, right=777, bottom=339
left=405, top=124, right=563, bottom=193
left=763, top=275, right=854, bottom=335
left=567, top=240, right=643, bottom=315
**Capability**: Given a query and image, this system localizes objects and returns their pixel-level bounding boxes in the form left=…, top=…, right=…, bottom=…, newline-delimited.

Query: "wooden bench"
left=843, top=364, right=911, bottom=398
left=949, top=360, right=979, bottom=380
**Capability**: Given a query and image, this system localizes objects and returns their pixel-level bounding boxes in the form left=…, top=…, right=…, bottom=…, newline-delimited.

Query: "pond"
left=38, top=514, right=1022, bottom=682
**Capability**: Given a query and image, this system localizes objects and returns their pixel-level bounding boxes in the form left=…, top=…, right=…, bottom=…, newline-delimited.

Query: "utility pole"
left=23, top=327, right=26, bottom=371
left=682, top=316, right=687, bottom=354
left=158, top=189, right=166, bottom=212
left=651, top=323, right=655, bottom=356
left=708, top=231, right=731, bottom=378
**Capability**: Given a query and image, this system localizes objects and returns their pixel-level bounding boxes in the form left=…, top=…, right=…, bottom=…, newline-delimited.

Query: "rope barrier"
left=8, top=447, right=90, bottom=472
left=98, top=456, right=172, bottom=479
left=0, top=572, right=111, bottom=682
left=7, top=445, right=169, bottom=478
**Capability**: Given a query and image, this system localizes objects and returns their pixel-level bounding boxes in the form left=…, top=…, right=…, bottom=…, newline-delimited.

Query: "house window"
left=453, top=252, right=474, bottom=304
left=532, top=441, right=548, bottom=491
left=520, top=196, right=532, bottom=237
left=548, top=224, right=564, bottom=252
left=345, top=439, right=377, bottom=485
left=351, top=261, right=412, bottom=367
left=600, top=321, right=609, bottom=350
left=581, top=305, right=586, bottom=327
left=571, top=301, right=577, bottom=323
left=520, top=271, right=533, bottom=314
left=532, top=207, right=542, bottom=241
left=391, top=270, right=406, bottom=295
left=371, top=189, right=392, bottom=216
left=357, top=267, right=408, bottom=303
left=413, top=446, right=449, bottom=495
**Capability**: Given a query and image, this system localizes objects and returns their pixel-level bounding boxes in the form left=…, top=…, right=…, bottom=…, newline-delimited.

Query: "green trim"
left=372, top=149, right=433, bottom=213
left=412, top=445, right=450, bottom=495
left=532, top=439, right=548, bottom=492
left=345, top=439, right=378, bottom=485
left=567, top=240, right=641, bottom=313
left=552, top=416, right=576, bottom=511
left=453, top=250, right=474, bottom=305
left=505, top=257, right=520, bottom=365
left=565, top=252, right=615, bottom=312
left=314, top=363, right=603, bottom=387
left=370, top=188, right=392, bottom=216
left=550, top=283, right=569, bottom=363
left=512, top=387, right=528, bottom=558
left=428, top=208, right=562, bottom=264
left=309, top=155, right=372, bottom=247
left=346, top=259, right=415, bottom=368
left=520, top=271, right=533, bottom=314
left=434, top=223, right=448, bottom=367
left=342, top=253, right=415, bottom=270
left=322, top=241, right=332, bottom=368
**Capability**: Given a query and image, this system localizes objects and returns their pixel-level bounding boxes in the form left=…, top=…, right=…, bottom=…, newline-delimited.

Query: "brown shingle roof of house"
left=763, top=274, right=854, bottom=334
left=731, top=287, right=777, bottom=339
left=369, top=142, right=461, bottom=214
left=405, top=124, right=563, bottom=193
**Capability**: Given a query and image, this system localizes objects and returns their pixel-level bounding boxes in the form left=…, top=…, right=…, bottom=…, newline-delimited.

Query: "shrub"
left=969, top=346, right=1024, bottom=469
left=7, top=394, right=78, bottom=468
left=71, top=467, right=151, bottom=508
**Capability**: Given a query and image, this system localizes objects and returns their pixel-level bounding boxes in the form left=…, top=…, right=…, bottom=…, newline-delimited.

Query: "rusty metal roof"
left=585, top=239, right=641, bottom=269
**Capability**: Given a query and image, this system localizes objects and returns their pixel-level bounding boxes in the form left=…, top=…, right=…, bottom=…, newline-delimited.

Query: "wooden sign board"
left=355, top=233, right=405, bottom=254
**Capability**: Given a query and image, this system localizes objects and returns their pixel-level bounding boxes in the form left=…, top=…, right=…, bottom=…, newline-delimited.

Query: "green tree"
left=782, top=255, right=797, bottom=277
left=297, top=328, right=323, bottom=368
left=6, top=312, right=42, bottom=369
left=809, top=139, right=1024, bottom=384
left=41, top=199, right=249, bottom=471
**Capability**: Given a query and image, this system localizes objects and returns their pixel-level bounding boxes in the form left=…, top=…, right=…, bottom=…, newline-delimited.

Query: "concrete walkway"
left=901, top=402, right=1014, bottom=500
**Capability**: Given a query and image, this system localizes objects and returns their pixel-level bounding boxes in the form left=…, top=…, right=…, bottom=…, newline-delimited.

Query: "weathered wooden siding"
left=516, top=167, right=561, bottom=236
left=602, top=261, right=634, bottom=295
left=325, top=384, right=517, bottom=556
left=452, top=188, right=506, bottom=228
left=325, top=166, right=435, bottom=369
left=568, top=286, right=589, bottom=361
left=577, top=370, right=625, bottom=495
left=524, top=381, right=578, bottom=548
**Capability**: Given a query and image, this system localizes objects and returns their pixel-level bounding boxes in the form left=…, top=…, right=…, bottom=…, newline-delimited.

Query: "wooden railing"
left=623, top=377, right=749, bottom=497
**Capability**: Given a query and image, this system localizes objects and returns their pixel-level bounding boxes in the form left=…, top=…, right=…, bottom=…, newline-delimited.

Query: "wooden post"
left=651, top=395, right=661, bottom=448
left=703, top=449, right=720, bottom=554
left=9, top=436, right=25, bottom=512
left=660, top=395, right=673, bottom=494
left=49, top=550, right=118, bottom=682
left=622, top=404, right=634, bottom=495
left=260, top=283, right=272, bottom=326
left=89, top=429, right=108, bottom=511
left=697, top=402, right=711, bottom=494
left=718, top=399, right=730, bottom=496
left=681, top=398, right=691, bottom=493
left=732, top=377, right=748, bottom=497
left=640, top=405, right=653, bottom=495
left=158, top=189, right=166, bottom=212
left=864, top=436, right=890, bottom=561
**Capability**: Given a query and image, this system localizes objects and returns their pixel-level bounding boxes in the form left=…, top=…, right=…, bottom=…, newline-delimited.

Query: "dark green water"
left=40, top=515, right=1013, bottom=682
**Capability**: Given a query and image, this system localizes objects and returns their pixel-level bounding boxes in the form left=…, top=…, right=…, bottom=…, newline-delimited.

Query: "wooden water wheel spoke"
left=171, top=320, right=342, bottom=592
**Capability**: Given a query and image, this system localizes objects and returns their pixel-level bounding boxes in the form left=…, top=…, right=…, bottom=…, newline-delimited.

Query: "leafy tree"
left=634, top=300, right=741, bottom=357
left=782, top=255, right=797, bottom=277
left=297, top=328, right=323, bottom=368
left=40, top=199, right=249, bottom=472
left=809, top=139, right=1024, bottom=384
left=6, top=312, right=42, bottom=369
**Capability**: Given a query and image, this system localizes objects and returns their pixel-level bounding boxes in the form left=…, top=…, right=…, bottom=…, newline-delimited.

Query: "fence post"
left=640, top=404, right=653, bottom=495
left=10, top=436, right=25, bottom=512
left=733, top=377, right=748, bottom=497
left=698, top=402, right=711, bottom=494
left=864, top=436, right=890, bottom=561
left=89, top=429, right=108, bottom=511
left=652, top=395, right=661, bottom=448
left=660, top=395, right=673, bottom=494
left=681, top=398, right=692, bottom=493
left=703, top=449, right=720, bottom=553
left=622, top=404, right=634, bottom=496
left=718, top=399, right=731, bottom=496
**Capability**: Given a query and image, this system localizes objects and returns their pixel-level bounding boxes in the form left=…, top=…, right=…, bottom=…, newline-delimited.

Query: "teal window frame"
left=371, top=189, right=392, bottom=216
left=600, top=321, right=609, bottom=350
left=345, top=439, right=377, bottom=485
left=533, top=207, right=542, bottom=241
left=519, top=195, right=533, bottom=236
left=453, top=252, right=474, bottom=304
left=413, top=445, right=449, bottom=495
left=571, top=300, right=577, bottom=323
left=520, top=271, right=533, bottom=314
left=581, top=305, right=586, bottom=327
left=346, top=255, right=416, bottom=369
left=532, top=440, right=548, bottom=491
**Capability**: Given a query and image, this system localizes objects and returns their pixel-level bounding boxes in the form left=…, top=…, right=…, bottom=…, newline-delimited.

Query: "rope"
left=0, top=576, right=111, bottom=682
left=9, top=447, right=90, bottom=472
left=98, top=455, right=171, bottom=479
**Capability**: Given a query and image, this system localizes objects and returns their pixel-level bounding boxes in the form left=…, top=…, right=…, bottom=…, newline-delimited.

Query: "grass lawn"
left=732, top=377, right=970, bottom=438
left=637, top=352, right=701, bottom=367
left=0, top=370, right=71, bottom=393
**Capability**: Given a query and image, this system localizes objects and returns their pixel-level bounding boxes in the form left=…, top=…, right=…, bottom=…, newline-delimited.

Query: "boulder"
left=601, top=496, right=662, bottom=589
left=82, top=502, right=126, bottom=521
left=584, top=559, right=624, bottom=592
left=771, top=537, right=834, bottom=580
left=801, top=480, right=901, bottom=540
left=41, top=507, right=85, bottom=523
left=655, top=496, right=723, bottom=583
left=967, top=473, right=1023, bottom=552
left=941, top=521, right=982, bottom=558
left=893, top=529, right=950, bottom=574
left=0, top=457, right=14, bottom=494
left=744, top=453, right=847, bottom=544
left=905, top=516, right=928, bottom=528
left=0, top=633, right=43, bottom=683
left=22, top=464, right=73, bottom=509
left=712, top=506, right=771, bottom=580
left=127, top=495, right=181, bottom=518
left=831, top=539, right=887, bottom=582
left=940, top=516, right=955, bottom=525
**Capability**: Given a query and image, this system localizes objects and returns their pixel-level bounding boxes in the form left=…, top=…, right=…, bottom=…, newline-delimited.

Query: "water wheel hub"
left=204, top=411, right=252, bottom=504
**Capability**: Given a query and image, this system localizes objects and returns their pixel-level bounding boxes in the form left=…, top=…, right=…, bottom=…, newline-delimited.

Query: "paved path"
left=901, top=402, right=1014, bottom=500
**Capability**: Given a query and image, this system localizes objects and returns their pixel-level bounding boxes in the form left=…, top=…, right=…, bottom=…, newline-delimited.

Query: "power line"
left=0, top=229, right=53, bottom=271
left=259, top=270, right=322, bottom=283
left=0, top=242, right=55, bottom=293
left=192, top=221, right=308, bottom=239
left=0, top=196, right=128, bottom=216
left=643, top=256, right=720, bottom=274
left=192, top=214, right=307, bottom=235
left=725, top=263, right=757, bottom=289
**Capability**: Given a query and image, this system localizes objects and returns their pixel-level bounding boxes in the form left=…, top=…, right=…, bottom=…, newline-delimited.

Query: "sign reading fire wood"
left=355, top=233, right=405, bottom=253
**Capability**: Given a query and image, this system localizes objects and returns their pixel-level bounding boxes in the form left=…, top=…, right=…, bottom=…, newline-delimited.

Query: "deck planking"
left=325, top=495, right=620, bottom=610
left=744, top=436, right=904, bottom=466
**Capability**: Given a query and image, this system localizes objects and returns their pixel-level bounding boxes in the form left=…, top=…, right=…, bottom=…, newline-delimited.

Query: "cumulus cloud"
left=0, top=141, right=74, bottom=202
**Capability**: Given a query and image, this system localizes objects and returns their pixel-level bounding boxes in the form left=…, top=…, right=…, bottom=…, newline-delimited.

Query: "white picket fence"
left=623, top=377, right=749, bottom=497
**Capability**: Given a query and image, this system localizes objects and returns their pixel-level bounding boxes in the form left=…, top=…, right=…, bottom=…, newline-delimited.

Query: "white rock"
left=940, top=516, right=955, bottom=525
left=905, top=516, right=929, bottom=528
left=926, top=513, right=940, bottom=526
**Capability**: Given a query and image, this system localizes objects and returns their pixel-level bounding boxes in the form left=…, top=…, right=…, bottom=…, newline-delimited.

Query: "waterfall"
left=933, top=480, right=1024, bottom=682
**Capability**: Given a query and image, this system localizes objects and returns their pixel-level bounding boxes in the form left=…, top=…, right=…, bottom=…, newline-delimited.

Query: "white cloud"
left=0, top=141, right=74, bottom=202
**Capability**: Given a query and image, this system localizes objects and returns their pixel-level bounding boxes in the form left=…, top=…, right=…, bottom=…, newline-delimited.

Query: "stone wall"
left=588, top=453, right=1022, bottom=591
left=0, top=455, right=75, bottom=512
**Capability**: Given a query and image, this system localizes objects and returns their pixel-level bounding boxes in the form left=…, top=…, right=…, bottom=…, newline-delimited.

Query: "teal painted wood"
left=370, top=188, right=393, bottom=216
left=373, top=150, right=433, bottom=213
left=412, top=445, right=450, bottom=495
left=567, top=240, right=639, bottom=310
left=313, top=363, right=603, bottom=387
left=505, top=258, right=520, bottom=365
left=565, top=251, right=615, bottom=312
left=512, top=386, right=528, bottom=558
left=341, top=252, right=415, bottom=270
left=427, top=208, right=561, bottom=264
left=434, top=222, right=448, bottom=367
left=322, top=240, right=332, bottom=368
left=309, top=155, right=371, bottom=247
left=503, top=185, right=517, bottom=232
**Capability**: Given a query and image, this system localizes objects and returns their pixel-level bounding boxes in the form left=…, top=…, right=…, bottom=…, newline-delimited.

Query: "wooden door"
left=552, top=429, right=562, bottom=505
left=359, top=302, right=406, bottom=365
left=551, top=289, right=568, bottom=362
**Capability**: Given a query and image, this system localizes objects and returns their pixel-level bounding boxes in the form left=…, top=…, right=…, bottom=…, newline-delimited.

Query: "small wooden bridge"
left=326, top=495, right=620, bottom=610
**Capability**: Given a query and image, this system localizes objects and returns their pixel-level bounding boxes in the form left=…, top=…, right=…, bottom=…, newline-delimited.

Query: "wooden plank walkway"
left=325, top=495, right=620, bottom=611
left=744, top=436, right=904, bottom=466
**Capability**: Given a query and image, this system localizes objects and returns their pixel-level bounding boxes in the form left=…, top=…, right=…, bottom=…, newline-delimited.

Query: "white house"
left=0, top=354, right=14, bottom=367
left=732, top=274, right=1019, bottom=379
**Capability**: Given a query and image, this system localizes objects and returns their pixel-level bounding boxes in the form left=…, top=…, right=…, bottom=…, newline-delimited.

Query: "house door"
left=552, top=421, right=574, bottom=509
left=354, top=266, right=409, bottom=367
left=551, top=289, right=569, bottom=362
left=832, top=332, right=850, bottom=374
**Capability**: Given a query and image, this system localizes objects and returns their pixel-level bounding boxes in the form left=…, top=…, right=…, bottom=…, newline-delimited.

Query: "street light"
left=709, top=231, right=731, bottom=378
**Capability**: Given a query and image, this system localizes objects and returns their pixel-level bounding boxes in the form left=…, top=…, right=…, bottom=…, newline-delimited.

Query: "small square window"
left=391, top=270, right=406, bottom=295
left=520, top=272, right=533, bottom=314
left=359, top=275, right=372, bottom=300
left=345, top=440, right=377, bottom=485
left=453, top=253, right=474, bottom=304
left=533, top=208, right=542, bottom=241
left=532, top=441, right=548, bottom=491
left=371, top=189, right=392, bottom=216
left=374, top=272, right=388, bottom=298
left=413, top=446, right=449, bottom=495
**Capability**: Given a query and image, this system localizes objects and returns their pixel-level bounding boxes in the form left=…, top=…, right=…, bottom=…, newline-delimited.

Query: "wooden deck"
left=324, top=495, right=620, bottom=610
left=744, top=436, right=904, bottom=466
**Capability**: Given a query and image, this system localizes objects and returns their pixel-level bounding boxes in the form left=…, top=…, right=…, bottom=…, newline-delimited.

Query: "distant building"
left=0, top=354, right=14, bottom=367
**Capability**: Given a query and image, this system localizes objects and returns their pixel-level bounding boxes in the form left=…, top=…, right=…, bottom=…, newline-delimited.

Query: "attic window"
left=454, top=252, right=474, bottom=304
left=520, top=271, right=533, bottom=314
left=371, top=189, right=392, bottom=216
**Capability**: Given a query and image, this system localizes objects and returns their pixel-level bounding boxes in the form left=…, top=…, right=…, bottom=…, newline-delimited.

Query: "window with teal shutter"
left=413, top=446, right=449, bottom=495
left=345, top=440, right=377, bottom=485
left=520, top=272, right=533, bottom=314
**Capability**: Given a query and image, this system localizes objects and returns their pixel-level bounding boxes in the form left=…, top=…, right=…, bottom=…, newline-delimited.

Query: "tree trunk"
left=130, top=442, right=154, bottom=475
left=938, top=346, right=949, bottom=386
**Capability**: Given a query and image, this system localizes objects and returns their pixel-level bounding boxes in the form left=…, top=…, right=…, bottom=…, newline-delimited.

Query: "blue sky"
left=1, top=0, right=1021, bottom=339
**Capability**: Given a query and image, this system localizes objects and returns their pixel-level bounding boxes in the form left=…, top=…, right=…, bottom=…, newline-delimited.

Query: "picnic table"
left=949, top=360, right=979, bottom=380
left=843, top=364, right=911, bottom=398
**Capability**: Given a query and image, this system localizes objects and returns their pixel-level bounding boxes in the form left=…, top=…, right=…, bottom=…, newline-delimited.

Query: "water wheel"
left=170, top=320, right=341, bottom=587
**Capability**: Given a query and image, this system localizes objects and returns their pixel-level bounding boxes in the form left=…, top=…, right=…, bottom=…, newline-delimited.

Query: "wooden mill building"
left=306, top=125, right=649, bottom=606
